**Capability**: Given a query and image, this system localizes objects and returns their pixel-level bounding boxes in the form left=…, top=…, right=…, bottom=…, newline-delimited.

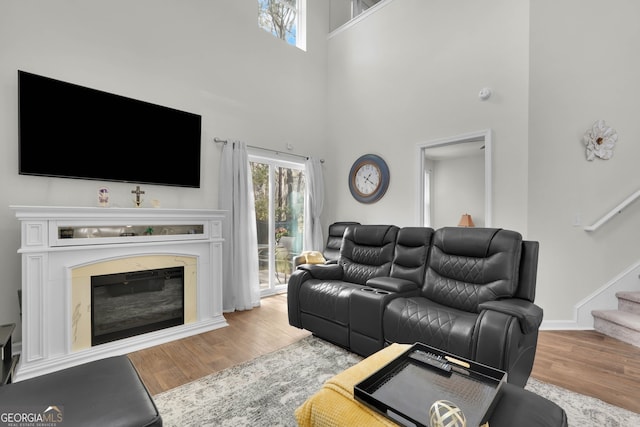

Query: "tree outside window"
left=251, top=158, right=306, bottom=293
left=258, top=0, right=306, bottom=50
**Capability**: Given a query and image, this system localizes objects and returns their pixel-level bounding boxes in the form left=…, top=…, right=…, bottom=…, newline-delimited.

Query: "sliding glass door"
left=250, top=155, right=306, bottom=296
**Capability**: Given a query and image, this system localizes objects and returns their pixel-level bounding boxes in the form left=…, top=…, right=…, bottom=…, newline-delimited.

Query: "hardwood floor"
left=129, top=294, right=640, bottom=414
left=128, top=294, right=310, bottom=395
left=531, top=329, right=640, bottom=414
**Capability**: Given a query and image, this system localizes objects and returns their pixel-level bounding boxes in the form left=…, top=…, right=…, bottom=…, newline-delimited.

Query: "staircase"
left=592, top=291, right=640, bottom=347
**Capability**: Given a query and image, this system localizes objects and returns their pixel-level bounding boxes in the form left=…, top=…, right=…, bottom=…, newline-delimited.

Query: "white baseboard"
left=540, top=320, right=592, bottom=330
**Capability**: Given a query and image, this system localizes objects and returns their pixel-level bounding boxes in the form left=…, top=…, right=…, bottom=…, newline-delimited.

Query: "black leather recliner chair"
left=383, top=227, right=542, bottom=387
left=293, top=221, right=360, bottom=268
left=288, top=225, right=398, bottom=347
left=322, top=221, right=360, bottom=262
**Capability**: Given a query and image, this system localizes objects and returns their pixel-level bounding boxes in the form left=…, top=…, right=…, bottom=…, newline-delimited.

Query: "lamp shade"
left=458, top=214, right=475, bottom=227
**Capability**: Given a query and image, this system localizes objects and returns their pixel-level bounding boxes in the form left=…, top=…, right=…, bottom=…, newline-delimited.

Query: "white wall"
left=326, top=0, right=530, bottom=231
left=0, top=0, right=330, bottom=343
left=432, top=155, right=485, bottom=229
left=326, top=0, right=640, bottom=324
left=528, top=0, right=640, bottom=322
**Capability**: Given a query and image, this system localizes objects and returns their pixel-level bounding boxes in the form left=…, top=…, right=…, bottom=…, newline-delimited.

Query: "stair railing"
left=584, top=189, right=640, bottom=232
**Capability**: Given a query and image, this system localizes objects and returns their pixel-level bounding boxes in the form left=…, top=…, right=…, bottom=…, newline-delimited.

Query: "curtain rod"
left=213, top=137, right=324, bottom=163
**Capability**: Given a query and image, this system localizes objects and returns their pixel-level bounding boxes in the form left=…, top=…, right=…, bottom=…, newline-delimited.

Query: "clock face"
left=348, top=154, right=390, bottom=203
left=354, top=163, right=381, bottom=196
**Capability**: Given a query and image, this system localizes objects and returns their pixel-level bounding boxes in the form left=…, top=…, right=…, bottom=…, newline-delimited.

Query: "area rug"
left=153, top=336, right=640, bottom=426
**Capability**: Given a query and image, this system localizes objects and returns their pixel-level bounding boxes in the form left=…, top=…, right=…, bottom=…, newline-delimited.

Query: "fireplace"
left=12, top=205, right=228, bottom=381
left=70, top=254, right=199, bottom=352
left=91, top=266, right=185, bottom=346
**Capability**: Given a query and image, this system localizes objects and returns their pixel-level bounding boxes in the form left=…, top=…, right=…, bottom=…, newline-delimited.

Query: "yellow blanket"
left=295, top=343, right=411, bottom=427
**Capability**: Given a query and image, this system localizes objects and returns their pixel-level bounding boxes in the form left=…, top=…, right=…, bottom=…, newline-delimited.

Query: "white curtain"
left=218, top=141, right=260, bottom=312
left=304, top=157, right=324, bottom=251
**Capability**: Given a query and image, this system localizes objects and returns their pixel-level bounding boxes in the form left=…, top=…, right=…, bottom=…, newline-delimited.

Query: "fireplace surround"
left=11, top=206, right=227, bottom=381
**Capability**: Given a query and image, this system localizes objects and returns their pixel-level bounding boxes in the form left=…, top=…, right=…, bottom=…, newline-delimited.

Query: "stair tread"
left=592, top=309, right=640, bottom=332
left=616, top=291, right=640, bottom=303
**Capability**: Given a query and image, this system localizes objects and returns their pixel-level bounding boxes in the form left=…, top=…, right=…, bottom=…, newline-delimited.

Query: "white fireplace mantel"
left=11, top=205, right=228, bottom=381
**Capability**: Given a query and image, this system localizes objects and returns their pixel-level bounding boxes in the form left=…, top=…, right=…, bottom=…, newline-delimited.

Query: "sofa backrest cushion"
left=339, top=225, right=399, bottom=285
left=422, top=227, right=522, bottom=312
left=324, top=221, right=360, bottom=261
left=390, top=227, right=435, bottom=287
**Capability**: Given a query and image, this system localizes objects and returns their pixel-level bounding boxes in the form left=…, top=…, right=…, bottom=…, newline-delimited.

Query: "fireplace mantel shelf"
left=11, top=206, right=226, bottom=250
left=11, top=205, right=228, bottom=381
left=10, top=205, right=223, bottom=219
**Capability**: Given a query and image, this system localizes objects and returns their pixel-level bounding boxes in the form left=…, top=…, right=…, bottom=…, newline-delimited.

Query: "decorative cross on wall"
left=131, top=186, right=145, bottom=207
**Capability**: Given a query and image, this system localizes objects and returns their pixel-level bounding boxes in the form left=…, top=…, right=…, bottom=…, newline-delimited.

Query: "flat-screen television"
left=18, top=70, right=202, bottom=188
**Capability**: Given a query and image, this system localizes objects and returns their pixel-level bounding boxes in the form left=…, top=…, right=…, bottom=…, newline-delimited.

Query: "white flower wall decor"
left=583, top=120, right=617, bottom=161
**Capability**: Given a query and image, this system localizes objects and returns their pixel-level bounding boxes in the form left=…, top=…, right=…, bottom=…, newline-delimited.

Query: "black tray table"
left=354, top=343, right=506, bottom=427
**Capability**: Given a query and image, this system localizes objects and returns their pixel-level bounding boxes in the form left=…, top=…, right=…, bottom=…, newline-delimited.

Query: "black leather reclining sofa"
left=288, top=224, right=542, bottom=387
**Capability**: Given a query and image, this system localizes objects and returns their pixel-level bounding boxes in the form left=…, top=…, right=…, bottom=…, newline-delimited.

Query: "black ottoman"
left=0, top=356, right=162, bottom=427
left=490, top=382, right=568, bottom=427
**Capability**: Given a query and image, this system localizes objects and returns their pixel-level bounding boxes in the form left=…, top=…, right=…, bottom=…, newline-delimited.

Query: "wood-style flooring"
left=128, top=294, right=310, bottom=395
left=531, top=329, right=640, bottom=414
left=129, top=294, right=640, bottom=414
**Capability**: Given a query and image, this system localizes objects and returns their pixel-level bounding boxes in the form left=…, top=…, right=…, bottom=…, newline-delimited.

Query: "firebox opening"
left=91, top=266, right=185, bottom=346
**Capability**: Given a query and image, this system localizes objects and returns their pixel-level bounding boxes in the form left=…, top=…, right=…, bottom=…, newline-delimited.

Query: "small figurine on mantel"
left=131, top=185, right=145, bottom=208
left=98, top=187, right=110, bottom=207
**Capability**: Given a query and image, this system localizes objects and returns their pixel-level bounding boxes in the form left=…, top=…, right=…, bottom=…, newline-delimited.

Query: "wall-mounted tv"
left=18, top=70, right=202, bottom=188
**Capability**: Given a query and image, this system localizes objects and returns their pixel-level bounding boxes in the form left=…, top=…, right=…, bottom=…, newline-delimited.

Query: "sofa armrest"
left=293, top=254, right=306, bottom=268
left=297, top=263, right=344, bottom=280
left=478, top=299, right=543, bottom=334
left=366, top=277, right=419, bottom=293
left=288, top=269, right=312, bottom=328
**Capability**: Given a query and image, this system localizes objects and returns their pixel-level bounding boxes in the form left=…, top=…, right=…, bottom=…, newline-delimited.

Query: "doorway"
left=250, top=155, right=306, bottom=296
left=417, top=130, right=492, bottom=228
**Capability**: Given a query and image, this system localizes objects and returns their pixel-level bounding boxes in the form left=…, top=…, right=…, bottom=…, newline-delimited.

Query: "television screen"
left=18, top=70, right=202, bottom=188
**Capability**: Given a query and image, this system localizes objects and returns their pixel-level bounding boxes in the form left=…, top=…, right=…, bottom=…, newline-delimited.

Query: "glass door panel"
left=251, top=158, right=305, bottom=296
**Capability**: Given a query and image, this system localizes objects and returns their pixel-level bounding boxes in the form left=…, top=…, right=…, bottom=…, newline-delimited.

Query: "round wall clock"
left=348, top=154, right=390, bottom=203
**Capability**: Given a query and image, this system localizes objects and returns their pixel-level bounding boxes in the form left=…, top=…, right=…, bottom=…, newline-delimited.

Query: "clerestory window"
left=258, top=0, right=306, bottom=50
left=352, top=0, right=384, bottom=18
